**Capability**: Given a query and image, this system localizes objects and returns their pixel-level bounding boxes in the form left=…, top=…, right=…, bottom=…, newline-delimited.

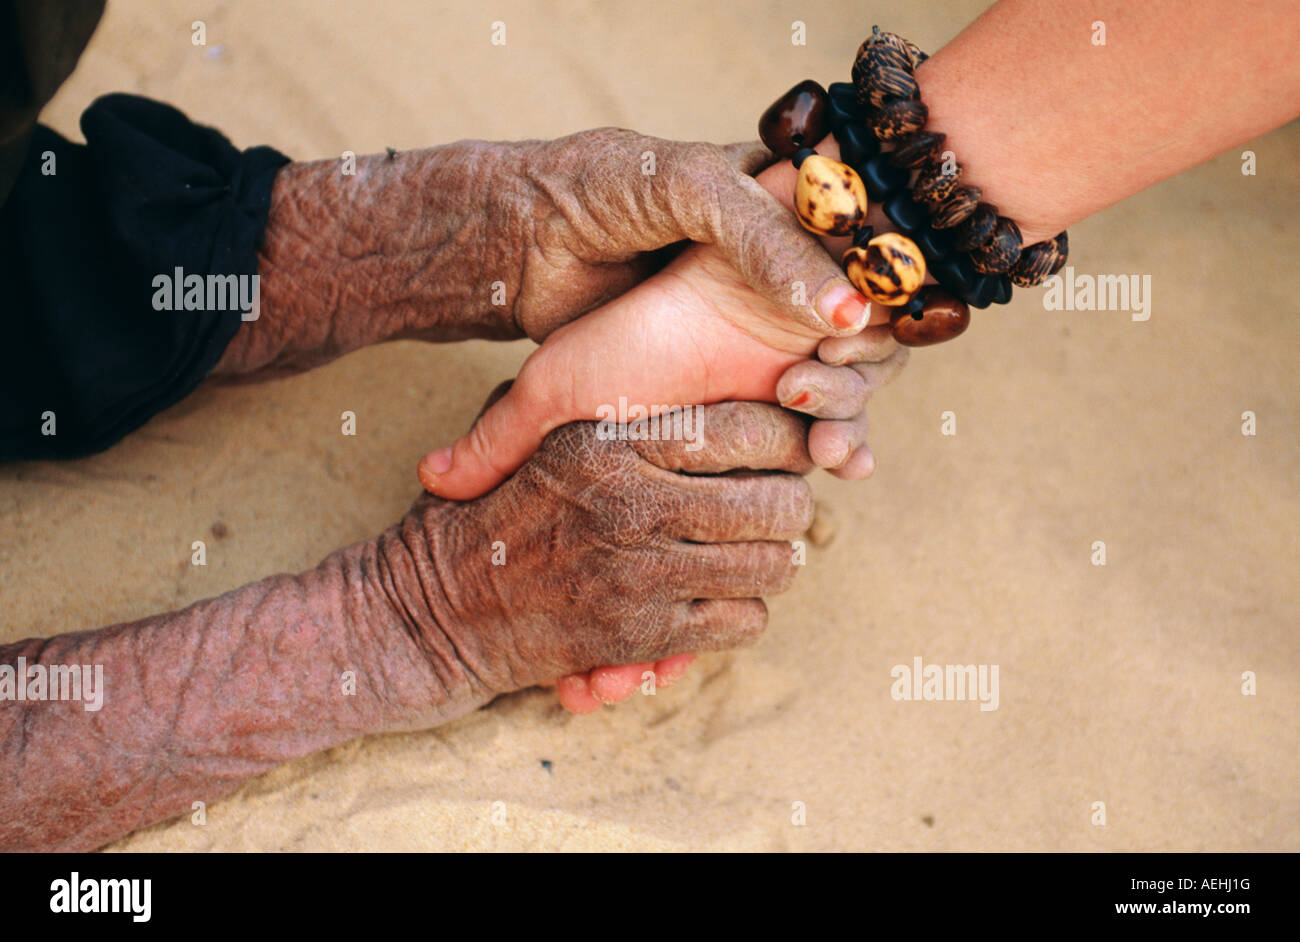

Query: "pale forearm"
left=918, top=0, right=1300, bottom=243
left=0, top=524, right=488, bottom=851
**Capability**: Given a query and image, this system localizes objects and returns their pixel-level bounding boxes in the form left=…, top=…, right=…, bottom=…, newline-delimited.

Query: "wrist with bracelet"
left=758, top=26, right=1070, bottom=347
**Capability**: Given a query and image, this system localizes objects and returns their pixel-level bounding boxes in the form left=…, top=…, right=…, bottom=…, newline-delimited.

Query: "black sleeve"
left=0, top=93, right=290, bottom=461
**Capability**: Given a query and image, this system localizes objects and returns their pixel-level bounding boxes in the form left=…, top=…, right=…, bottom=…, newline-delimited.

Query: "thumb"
left=417, top=374, right=555, bottom=500
left=713, top=164, right=873, bottom=337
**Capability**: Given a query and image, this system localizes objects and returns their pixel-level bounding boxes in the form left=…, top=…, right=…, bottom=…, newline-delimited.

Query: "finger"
left=776, top=360, right=871, bottom=420
left=418, top=366, right=553, bottom=500
left=670, top=541, right=800, bottom=600
left=557, top=673, right=603, bottom=714
left=670, top=141, right=873, bottom=336
left=827, top=444, right=877, bottom=481
left=654, top=653, right=696, bottom=687
left=630, top=401, right=813, bottom=475
left=589, top=663, right=653, bottom=704
left=721, top=140, right=779, bottom=178
left=716, top=176, right=874, bottom=335
left=667, top=472, right=814, bottom=543
left=807, top=411, right=871, bottom=471
left=672, top=598, right=769, bottom=653
left=475, top=379, right=515, bottom=421
left=817, top=325, right=899, bottom=366
left=848, top=347, right=910, bottom=397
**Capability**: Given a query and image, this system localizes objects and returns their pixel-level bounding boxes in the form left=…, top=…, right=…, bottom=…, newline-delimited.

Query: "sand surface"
left=3, top=0, right=1296, bottom=851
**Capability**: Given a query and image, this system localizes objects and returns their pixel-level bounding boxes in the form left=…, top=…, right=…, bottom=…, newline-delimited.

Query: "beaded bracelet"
left=757, top=27, right=1071, bottom=347
left=850, top=27, right=1069, bottom=301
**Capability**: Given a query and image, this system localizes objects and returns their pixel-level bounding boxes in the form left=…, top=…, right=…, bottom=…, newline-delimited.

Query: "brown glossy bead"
left=842, top=231, right=926, bottom=306
left=869, top=98, right=928, bottom=141
left=794, top=154, right=868, bottom=237
left=889, top=130, right=946, bottom=169
left=890, top=286, right=970, bottom=346
left=758, top=80, right=829, bottom=159
left=913, top=159, right=962, bottom=208
left=970, top=217, right=1024, bottom=274
left=930, top=185, right=982, bottom=229
left=865, top=65, right=919, bottom=108
left=952, top=202, right=998, bottom=251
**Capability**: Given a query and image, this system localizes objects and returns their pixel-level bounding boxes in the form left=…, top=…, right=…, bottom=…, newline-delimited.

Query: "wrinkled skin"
left=418, top=135, right=910, bottom=503
left=507, top=130, right=867, bottom=341
left=216, top=131, right=868, bottom=383
left=407, top=398, right=816, bottom=693
left=210, top=129, right=905, bottom=712
left=0, top=397, right=811, bottom=852
left=0, top=399, right=815, bottom=852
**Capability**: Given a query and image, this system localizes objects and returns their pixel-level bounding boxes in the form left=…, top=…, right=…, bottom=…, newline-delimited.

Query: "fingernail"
left=418, top=447, right=453, bottom=491
left=816, top=282, right=870, bottom=330
left=427, top=446, right=453, bottom=474
left=782, top=388, right=822, bottom=411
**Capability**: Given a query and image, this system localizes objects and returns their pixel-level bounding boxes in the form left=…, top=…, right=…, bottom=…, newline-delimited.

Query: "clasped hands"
left=409, top=128, right=910, bottom=712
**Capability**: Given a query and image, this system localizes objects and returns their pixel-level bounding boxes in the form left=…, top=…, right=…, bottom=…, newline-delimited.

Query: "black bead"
left=991, top=275, right=1013, bottom=305
left=852, top=224, right=876, bottom=248
left=965, top=274, right=1001, bottom=309
left=915, top=226, right=954, bottom=263
left=930, top=253, right=976, bottom=297
left=836, top=121, right=879, bottom=167
left=859, top=152, right=910, bottom=202
left=791, top=147, right=818, bottom=169
left=826, top=82, right=865, bottom=132
left=883, top=191, right=929, bottom=235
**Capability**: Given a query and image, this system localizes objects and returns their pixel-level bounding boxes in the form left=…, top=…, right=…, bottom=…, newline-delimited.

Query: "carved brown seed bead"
left=930, top=185, right=982, bottom=229
left=903, top=38, right=928, bottom=70
left=871, top=29, right=915, bottom=61
left=842, top=231, right=926, bottom=306
left=889, top=286, right=970, bottom=346
left=856, top=31, right=912, bottom=75
left=970, top=217, right=1024, bottom=274
left=758, top=80, right=829, bottom=159
left=889, top=130, right=945, bottom=169
left=794, top=154, right=868, bottom=237
left=952, top=202, right=998, bottom=251
left=869, top=98, right=928, bottom=141
left=852, top=41, right=910, bottom=106
left=1048, top=232, right=1069, bottom=274
left=913, top=159, right=962, bottom=208
left=1009, top=239, right=1059, bottom=287
left=866, top=65, right=919, bottom=108
left=1009, top=231, right=1069, bottom=285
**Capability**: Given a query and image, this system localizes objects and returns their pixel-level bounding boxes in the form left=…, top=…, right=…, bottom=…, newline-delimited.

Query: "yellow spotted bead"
left=842, top=232, right=927, bottom=306
left=794, top=154, right=868, bottom=237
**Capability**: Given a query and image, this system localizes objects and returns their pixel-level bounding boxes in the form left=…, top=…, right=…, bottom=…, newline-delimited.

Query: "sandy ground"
left=2, top=0, right=1296, bottom=851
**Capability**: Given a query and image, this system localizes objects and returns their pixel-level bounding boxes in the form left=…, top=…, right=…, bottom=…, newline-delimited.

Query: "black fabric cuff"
left=0, top=92, right=290, bottom=461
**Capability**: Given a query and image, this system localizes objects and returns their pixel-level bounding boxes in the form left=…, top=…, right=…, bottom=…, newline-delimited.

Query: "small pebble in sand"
left=807, top=502, right=836, bottom=548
